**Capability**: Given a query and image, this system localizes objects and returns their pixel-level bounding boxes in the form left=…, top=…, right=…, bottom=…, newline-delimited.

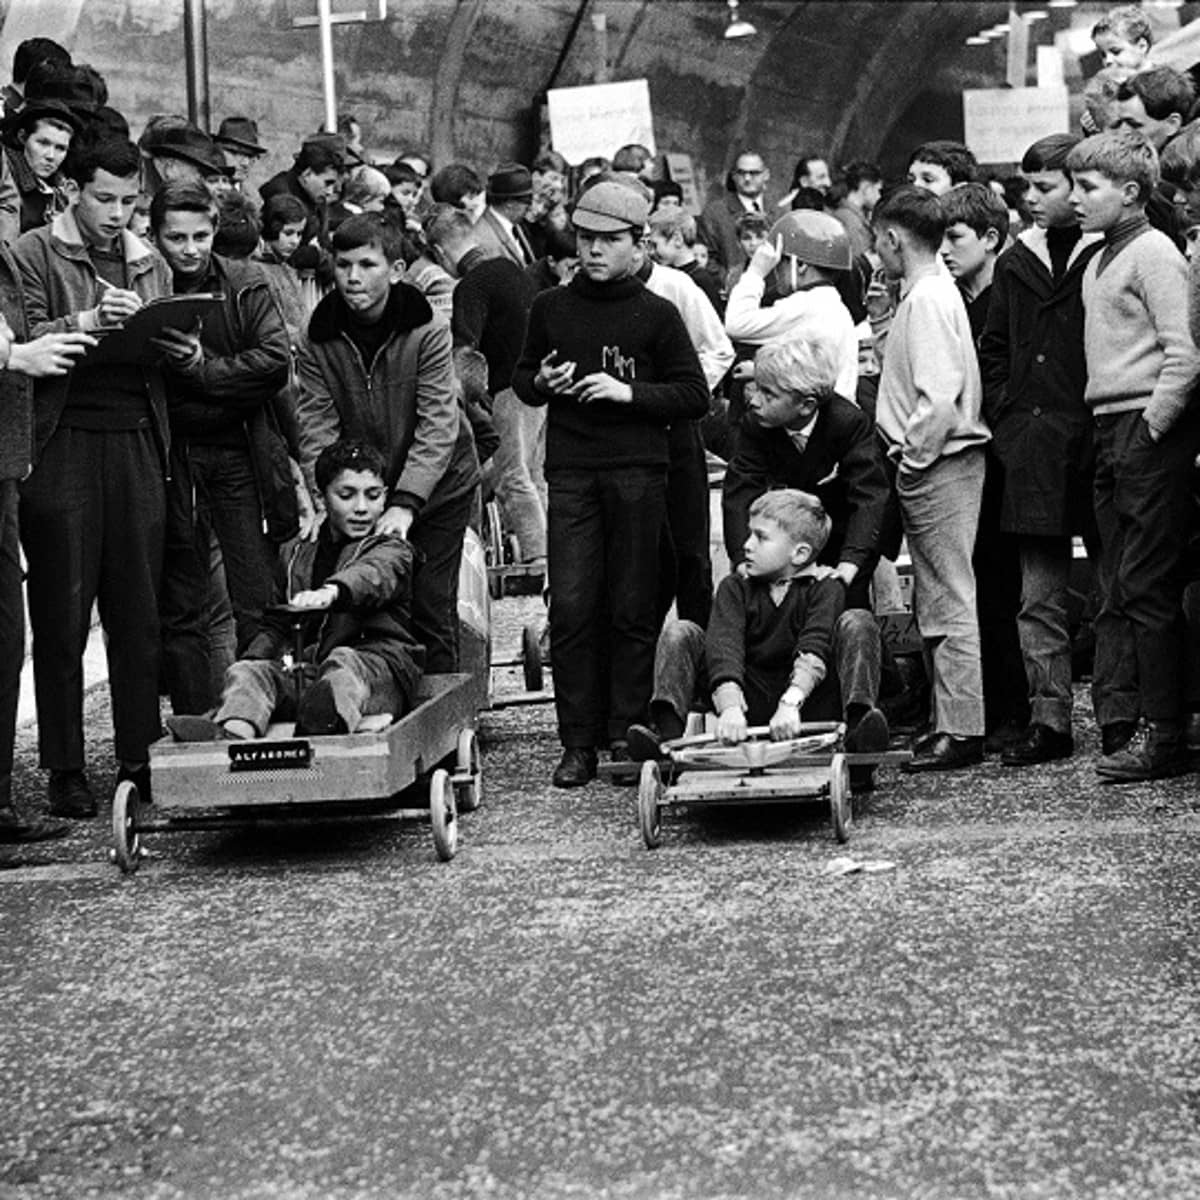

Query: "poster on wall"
left=546, top=79, right=655, bottom=165
left=963, top=86, right=1070, bottom=164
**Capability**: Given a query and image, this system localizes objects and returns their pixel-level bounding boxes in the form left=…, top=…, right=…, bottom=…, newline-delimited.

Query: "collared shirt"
left=786, top=413, right=819, bottom=457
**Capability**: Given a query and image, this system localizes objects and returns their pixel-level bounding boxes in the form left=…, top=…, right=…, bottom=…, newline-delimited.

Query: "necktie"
left=514, top=223, right=534, bottom=265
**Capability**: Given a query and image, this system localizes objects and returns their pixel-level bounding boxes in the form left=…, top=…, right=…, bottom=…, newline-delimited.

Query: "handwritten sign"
left=547, top=79, right=655, bottom=166
left=962, top=86, right=1070, bottom=165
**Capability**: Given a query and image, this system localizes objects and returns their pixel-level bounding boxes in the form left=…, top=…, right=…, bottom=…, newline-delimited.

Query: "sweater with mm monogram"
left=511, top=272, right=710, bottom=472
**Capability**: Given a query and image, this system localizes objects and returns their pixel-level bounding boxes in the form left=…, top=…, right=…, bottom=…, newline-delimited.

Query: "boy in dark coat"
left=979, top=134, right=1103, bottom=766
left=297, top=213, right=479, bottom=674
left=167, top=441, right=423, bottom=740
left=511, top=180, right=710, bottom=787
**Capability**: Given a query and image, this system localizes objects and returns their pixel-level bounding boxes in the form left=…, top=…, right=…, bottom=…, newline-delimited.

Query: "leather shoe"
left=0, top=805, right=69, bottom=843
left=47, top=769, right=96, bottom=819
left=552, top=747, right=597, bottom=788
left=608, top=740, right=638, bottom=786
left=1001, top=723, right=1074, bottom=767
left=626, top=723, right=665, bottom=762
left=1101, top=720, right=1137, bottom=757
left=901, top=732, right=984, bottom=773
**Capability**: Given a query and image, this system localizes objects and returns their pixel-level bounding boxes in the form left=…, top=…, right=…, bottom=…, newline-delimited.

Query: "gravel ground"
left=3, top=594, right=1200, bottom=1200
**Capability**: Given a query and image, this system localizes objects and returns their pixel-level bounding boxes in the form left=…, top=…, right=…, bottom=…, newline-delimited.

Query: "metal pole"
left=318, top=0, right=337, bottom=133
left=183, top=0, right=211, bottom=131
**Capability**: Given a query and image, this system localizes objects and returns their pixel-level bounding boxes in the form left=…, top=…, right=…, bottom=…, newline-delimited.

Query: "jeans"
left=651, top=608, right=881, bottom=728
left=1092, top=408, right=1200, bottom=726
left=217, top=645, right=408, bottom=735
left=409, top=488, right=473, bottom=674
left=0, top=481, right=22, bottom=807
left=491, top=387, right=546, bottom=562
left=1016, top=535, right=1074, bottom=734
left=547, top=465, right=667, bottom=747
left=20, top=426, right=165, bottom=769
left=897, top=448, right=986, bottom=737
left=161, top=440, right=278, bottom=714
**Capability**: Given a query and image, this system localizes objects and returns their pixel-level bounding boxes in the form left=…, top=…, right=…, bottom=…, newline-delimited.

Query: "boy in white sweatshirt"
left=873, top=185, right=991, bottom=772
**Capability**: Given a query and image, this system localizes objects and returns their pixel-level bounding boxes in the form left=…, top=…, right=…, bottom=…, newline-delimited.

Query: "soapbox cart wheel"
left=829, top=752, right=852, bottom=843
left=111, top=779, right=144, bottom=874
left=429, top=768, right=458, bottom=861
left=638, top=760, right=664, bottom=849
left=454, top=727, right=482, bottom=813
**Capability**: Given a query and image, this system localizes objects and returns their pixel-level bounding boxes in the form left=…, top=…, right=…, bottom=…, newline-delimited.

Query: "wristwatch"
left=780, top=686, right=804, bottom=708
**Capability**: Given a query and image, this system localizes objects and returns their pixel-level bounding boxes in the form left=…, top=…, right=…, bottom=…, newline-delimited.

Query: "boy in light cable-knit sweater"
left=1066, top=130, right=1200, bottom=782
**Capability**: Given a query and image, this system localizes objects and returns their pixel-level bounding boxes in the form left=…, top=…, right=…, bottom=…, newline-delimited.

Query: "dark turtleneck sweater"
left=511, top=270, right=710, bottom=472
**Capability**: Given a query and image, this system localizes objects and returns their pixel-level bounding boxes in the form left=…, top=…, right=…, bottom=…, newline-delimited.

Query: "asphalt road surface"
left=3, top=595, right=1200, bottom=1200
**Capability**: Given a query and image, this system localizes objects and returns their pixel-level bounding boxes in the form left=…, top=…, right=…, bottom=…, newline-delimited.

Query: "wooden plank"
left=150, top=673, right=477, bottom=813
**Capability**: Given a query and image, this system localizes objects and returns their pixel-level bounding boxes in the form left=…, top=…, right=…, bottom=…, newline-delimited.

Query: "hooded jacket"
left=297, top=282, right=479, bottom=517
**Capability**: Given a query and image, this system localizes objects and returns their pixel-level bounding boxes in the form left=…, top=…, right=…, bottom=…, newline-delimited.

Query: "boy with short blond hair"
left=1066, top=129, right=1200, bottom=780
left=647, top=207, right=722, bottom=312
left=628, top=488, right=849, bottom=757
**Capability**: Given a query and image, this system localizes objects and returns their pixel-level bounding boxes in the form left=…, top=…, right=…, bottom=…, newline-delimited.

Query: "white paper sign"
left=962, top=86, right=1070, bottom=165
left=547, top=79, right=656, bottom=166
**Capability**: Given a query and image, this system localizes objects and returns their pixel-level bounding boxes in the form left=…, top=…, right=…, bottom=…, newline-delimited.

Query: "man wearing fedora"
left=214, top=116, right=268, bottom=191
left=473, top=162, right=536, bottom=267
left=143, top=122, right=233, bottom=196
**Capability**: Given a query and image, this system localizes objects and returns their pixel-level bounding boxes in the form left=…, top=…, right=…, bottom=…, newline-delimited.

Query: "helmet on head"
left=769, top=210, right=852, bottom=271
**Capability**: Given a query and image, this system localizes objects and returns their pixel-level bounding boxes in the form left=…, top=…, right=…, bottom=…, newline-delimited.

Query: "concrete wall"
left=2, top=0, right=1017, bottom=201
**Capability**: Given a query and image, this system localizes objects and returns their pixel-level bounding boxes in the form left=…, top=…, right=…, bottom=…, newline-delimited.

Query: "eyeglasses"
left=734, top=168, right=765, bottom=176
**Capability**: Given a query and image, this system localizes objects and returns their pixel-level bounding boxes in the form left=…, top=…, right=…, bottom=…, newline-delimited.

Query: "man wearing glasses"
left=699, top=150, right=771, bottom=287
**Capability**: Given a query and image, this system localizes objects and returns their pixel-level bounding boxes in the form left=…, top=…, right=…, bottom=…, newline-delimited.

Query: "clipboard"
left=80, top=293, right=226, bottom=366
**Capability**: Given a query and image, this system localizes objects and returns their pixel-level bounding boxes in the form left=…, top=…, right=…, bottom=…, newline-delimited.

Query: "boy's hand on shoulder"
left=717, top=707, right=748, bottom=745
left=377, top=505, right=414, bottom=539
left=290, top=583, right=338, bottom=609
left=769, top=701, right=803, bottom=741
left=570, top=372, right=633, bottom=404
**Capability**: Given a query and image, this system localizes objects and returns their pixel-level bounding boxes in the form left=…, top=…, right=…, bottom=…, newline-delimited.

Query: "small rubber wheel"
left=454, top=727, right=482, bottom=813
left=429, top=768, right=458, bottom=861
left=637, top=760, right=663, bottom=850
left=521, top=623, right=544, bottom=692
left=829, top=752, right=852, bottom=844
left=484, top=501, right=503, bottom=566
left=111, top=780, right=143, bottom=875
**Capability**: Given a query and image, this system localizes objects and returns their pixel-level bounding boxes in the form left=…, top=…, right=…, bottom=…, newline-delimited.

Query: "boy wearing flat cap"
left=512, top=179, right=710, bottom=787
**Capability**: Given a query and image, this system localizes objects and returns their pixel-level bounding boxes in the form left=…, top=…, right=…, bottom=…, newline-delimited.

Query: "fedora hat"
left=487, top=162, right=532, bottom=200
left=149, top=124, right=232, bottom=177
left=215, top=115, right=267, bottom=158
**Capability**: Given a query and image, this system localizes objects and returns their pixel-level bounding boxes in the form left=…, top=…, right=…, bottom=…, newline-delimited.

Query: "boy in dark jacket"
left=629, top=490, right=849, bottom=756
left=150, top=180, right=292, bottom=716
left=167, top=440, right=423, bottom=740
left=979, top=134, right=1103, bottom=766
left=511, top=181, right=710, bottom=786
left=297, top=213, right=479, bottom=674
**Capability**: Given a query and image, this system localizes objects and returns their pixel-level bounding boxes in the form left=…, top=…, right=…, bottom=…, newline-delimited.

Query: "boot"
left=1095, top=719, right=1190, bottom=783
